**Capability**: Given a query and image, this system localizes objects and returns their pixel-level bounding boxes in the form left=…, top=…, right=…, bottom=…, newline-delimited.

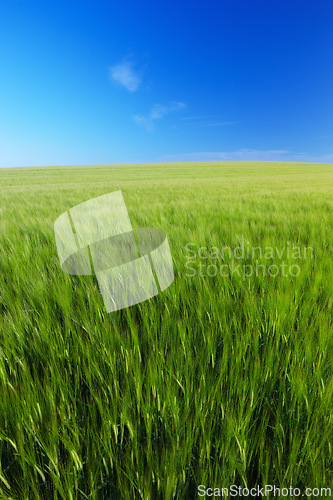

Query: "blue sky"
left=0, top=0, right=332, bottom=167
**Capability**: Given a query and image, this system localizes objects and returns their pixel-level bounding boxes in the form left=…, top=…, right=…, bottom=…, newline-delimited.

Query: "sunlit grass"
left=0, top=161, right=332, bottom=499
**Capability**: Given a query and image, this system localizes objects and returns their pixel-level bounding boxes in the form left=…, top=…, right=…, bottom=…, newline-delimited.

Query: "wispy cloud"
left=161, top=150, right=333, bottom=163
left=203, top=122, right=238, bottom=127
left=109, top=59, right=141, bottom=92
left=133, top=102, right=186, bottom=132
left=174, top=120, right=238, bottom=129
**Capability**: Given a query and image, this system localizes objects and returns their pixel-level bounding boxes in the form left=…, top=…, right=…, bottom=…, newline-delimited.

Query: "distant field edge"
left=0, top=160, right=333, bottom=172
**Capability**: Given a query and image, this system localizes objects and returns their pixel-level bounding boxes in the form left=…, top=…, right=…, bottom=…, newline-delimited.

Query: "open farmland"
left=0, top=161, right=332, bottom=499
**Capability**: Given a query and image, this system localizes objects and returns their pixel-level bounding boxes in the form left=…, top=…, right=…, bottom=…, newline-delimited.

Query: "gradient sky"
left=0, top=0, right=332, bottom=167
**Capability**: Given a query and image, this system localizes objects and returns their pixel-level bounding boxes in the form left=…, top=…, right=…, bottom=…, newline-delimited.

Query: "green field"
left=0, top=161, right=332, bottom=499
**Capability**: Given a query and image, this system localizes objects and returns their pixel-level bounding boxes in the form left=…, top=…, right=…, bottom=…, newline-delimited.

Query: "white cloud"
left=199, top=121, right=238, bottom=127
left=133, top=102, right=186, bottom=132
left=109, top=60, right=141, bottom=92
left=174, top=120, right=239, bottom=129
left=161, top=150, right=333, bottom=163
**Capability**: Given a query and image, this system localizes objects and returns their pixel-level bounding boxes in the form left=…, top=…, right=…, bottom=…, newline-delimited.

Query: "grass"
left=0, top=161, right=332, bottom=499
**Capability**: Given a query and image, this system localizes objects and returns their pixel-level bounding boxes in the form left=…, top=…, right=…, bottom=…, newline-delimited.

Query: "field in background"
left=0, top=161, right=332, bottom=499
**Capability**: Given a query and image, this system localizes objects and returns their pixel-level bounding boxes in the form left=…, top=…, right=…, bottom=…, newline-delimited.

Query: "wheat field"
left=0, top=161, right=332, bottom=499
